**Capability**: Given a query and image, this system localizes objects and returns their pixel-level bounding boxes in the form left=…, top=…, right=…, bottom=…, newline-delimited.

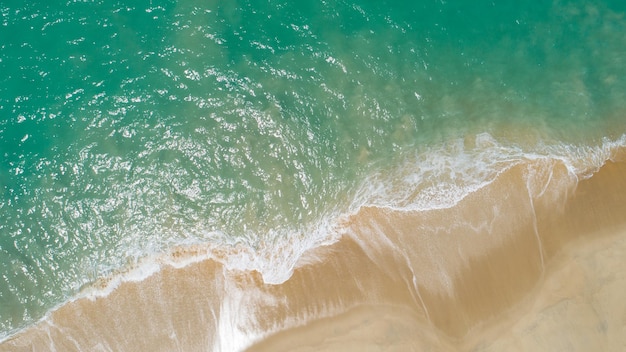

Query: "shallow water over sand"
left=2, top=0, right=626, bottom=349
left=2, top=148, right=626, bottom=351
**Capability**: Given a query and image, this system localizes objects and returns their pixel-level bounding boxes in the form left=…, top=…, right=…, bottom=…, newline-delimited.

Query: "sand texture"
left=2, top=156, right=626, bottom=351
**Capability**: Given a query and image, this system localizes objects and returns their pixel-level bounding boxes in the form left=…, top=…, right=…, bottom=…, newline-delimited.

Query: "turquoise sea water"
left=1, top=0, right=626, bottom=338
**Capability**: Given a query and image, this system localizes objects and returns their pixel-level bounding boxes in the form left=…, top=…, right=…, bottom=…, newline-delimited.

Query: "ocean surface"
left=1, top=0, right=626, bottom=342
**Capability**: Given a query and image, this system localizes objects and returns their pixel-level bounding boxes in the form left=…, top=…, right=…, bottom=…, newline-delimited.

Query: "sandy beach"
left=4, top=1, right=626, bottom=350
left=249, top=156, right=626, bottom=351
left=2, top=152, right=626, bottom=351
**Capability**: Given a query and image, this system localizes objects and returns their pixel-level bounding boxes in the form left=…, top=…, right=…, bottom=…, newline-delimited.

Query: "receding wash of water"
left=1, top=1, right=626, bottom=350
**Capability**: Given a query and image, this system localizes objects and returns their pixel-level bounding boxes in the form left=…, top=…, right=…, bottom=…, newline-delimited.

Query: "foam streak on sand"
left=2, top=136, right=626, bottom=351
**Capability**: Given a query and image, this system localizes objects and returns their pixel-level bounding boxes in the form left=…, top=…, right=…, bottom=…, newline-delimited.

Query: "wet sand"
left=2, top=153, right=626, bottom=351
left=249, top=157, right=626, bottom=351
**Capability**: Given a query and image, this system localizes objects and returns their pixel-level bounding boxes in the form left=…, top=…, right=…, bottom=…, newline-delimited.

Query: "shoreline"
left=248, top=157, right=626, bottom=351
left=2, top=152, right=626, bottom=351
left=247, top=227, right=626, bottom=352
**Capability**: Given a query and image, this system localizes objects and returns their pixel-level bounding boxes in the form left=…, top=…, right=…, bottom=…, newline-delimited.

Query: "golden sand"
left=2, top=157, right=626, bottom=351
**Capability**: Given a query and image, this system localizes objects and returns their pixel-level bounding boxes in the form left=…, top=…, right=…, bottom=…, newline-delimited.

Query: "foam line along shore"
left=2, top=135, right=626, bottom=351
left=2, top=0, right=626, bottom=350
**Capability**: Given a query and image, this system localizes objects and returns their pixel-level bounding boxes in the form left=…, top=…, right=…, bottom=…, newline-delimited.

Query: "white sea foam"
left=70, top=133, right=626, bottom=303
left=212, top=217, right=343, bottom=285
left=352, top=133, right=626, bottom=213
left=61, top=133, right=626, bottom=300
left=68, top=214, right=342, bottom=305
left=3, top=133, right=624, bottom=347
